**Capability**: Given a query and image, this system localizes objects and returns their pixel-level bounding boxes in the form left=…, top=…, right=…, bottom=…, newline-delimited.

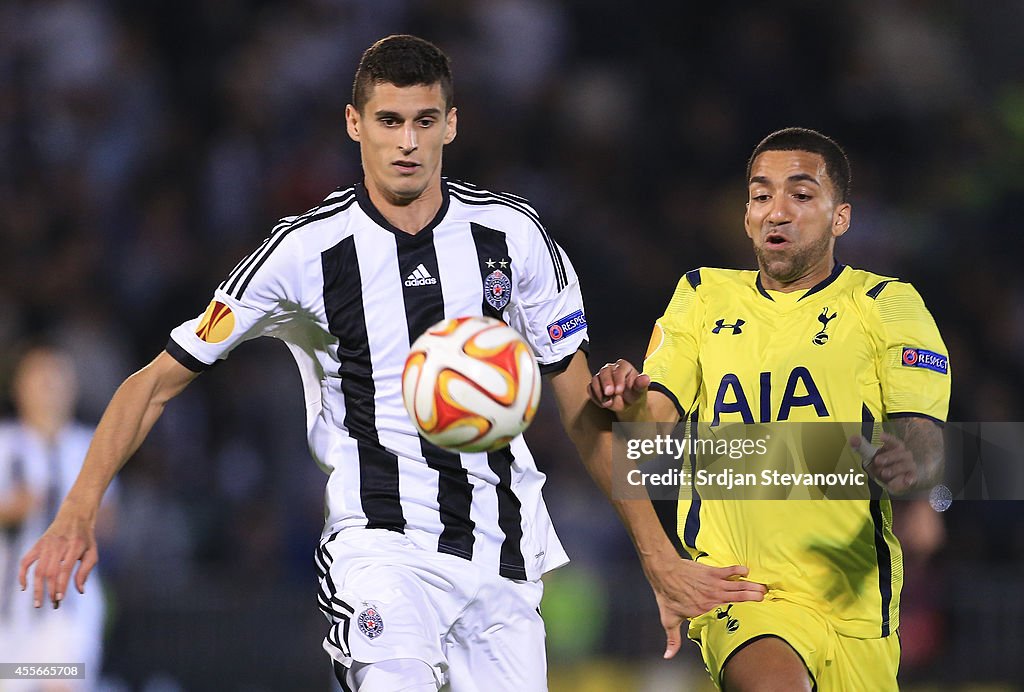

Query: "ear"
left=443, top=107, right=458, bottom=145
left=831, top=202, right=851, bottom=238
left=345, top=104, right=360, bottom=142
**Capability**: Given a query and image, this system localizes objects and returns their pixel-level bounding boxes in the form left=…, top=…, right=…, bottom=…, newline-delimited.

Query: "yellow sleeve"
left=642, top=271, right=703, bottom=415
left=870, top=281, right=951, bottom=421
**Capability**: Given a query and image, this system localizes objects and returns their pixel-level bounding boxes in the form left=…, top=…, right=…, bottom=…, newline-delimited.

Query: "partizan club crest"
left=484, top=269, right=512, bottom=310
left=357, top=606, right=384, bottom=639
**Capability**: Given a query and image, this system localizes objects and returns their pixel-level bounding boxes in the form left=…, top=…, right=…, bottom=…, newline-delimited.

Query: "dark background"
left=2, top=0, right=1023, bottom=689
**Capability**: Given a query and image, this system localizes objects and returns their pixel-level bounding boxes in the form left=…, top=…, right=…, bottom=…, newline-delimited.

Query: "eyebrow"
left=749, top=174, right=822, bottom=187
left=373, top=108, right=443, bottom=119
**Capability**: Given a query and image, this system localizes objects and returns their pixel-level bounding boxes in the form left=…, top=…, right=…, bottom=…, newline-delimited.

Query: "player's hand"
left=851, top=433, right=918, bottom=494
left=18, top=506, right=98, bottom=609
left=642, top=556, right=767, bottom=659
left=588, top=359, right=650, bottom=416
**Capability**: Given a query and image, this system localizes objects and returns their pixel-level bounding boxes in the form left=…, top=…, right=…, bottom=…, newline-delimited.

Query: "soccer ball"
left=402, top=316, right=542, bottom=453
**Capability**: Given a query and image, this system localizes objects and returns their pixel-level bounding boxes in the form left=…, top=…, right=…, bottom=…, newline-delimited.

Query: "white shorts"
left=316, top=528, right=547, bottom=691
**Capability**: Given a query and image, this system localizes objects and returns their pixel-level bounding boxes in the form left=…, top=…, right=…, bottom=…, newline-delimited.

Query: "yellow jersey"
left=643, top=263, right=950, bottom=638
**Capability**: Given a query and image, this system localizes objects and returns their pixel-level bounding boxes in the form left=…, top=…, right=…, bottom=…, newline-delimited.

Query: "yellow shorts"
left=687, top=596, right=899, bottom=690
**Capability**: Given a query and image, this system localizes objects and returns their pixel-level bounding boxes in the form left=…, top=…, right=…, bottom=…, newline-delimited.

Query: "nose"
left=400, top=123, right=418, bottom=154
left=767, top=196, right=791, bottom=224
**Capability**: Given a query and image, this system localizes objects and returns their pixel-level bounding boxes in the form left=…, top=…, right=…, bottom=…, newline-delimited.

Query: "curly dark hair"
left=747, top=127, right=851, bottom=203
left=352, top=35, right=453, bottom=112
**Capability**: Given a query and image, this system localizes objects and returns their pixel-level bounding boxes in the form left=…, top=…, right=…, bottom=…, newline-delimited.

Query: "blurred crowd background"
left=2, top=0, right=1023, bottom=689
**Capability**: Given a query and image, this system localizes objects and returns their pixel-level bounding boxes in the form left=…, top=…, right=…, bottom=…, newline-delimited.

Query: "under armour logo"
left=813, top=307, right=837, bottom=345
left=712, top=319, right=745, bottom=335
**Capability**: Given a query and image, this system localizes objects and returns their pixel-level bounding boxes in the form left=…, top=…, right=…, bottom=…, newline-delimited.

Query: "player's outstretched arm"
left=851, top=416, right=944, bottom=495
left=587, top=358, right=653, bottom=421
left=19, top=351, right=199, bottom=608
left=552, top=353, right=766, bottom=658
left=643, top=558, right=768, bottom=658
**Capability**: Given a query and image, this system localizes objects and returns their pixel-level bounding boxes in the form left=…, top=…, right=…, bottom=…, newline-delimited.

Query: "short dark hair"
left=352, top=35, right=454, bottom=113
left=747, top=127, right=851, bottom=203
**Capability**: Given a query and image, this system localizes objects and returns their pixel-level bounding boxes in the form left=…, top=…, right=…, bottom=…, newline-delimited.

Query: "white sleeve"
left=506, top=222, right=588, bottom=375
left=167, top=231, right=304, bottom=370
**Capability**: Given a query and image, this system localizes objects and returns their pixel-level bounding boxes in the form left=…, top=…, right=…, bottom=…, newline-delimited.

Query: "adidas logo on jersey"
left=404, top=264, right=438, bottom=287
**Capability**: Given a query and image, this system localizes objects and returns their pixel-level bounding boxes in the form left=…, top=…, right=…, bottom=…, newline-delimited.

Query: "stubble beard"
left=755, top=229, right=833, bottom=285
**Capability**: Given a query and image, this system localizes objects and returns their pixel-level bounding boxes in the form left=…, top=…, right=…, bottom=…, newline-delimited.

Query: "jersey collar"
left=355, top=180, right=451, bottom=244
left=755, top=261, right=847, bottom=302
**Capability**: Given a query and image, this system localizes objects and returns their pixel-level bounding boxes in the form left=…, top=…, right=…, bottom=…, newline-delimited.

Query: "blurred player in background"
left=1, top=346, right=114, bottom=691
left=890, top=498, right=947, bottom=674
left=590, top=128, right=950, bottom=690
left=17, top=34, right=736, bottom=691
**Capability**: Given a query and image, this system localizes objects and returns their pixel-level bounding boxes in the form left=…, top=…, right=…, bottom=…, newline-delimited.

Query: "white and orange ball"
left=402, top=316, right=541, bottom=453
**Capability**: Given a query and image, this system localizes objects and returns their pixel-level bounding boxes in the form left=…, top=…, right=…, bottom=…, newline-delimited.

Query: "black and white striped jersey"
left=0, top=422, right=110, bottom=629
left=167, top=179, right=589, bottom=580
